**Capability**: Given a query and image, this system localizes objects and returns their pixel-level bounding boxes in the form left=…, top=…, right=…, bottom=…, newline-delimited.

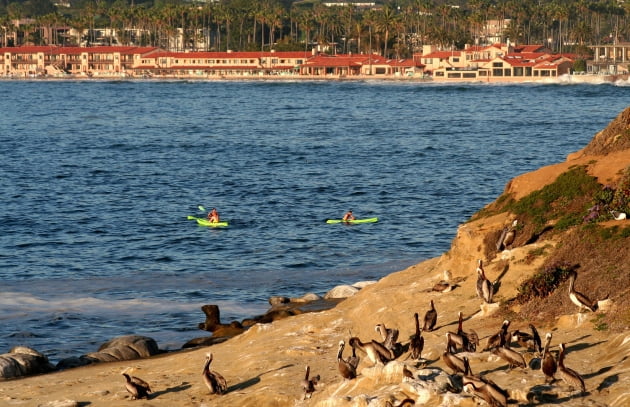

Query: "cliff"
left=3, top=108, right=630, bottom=407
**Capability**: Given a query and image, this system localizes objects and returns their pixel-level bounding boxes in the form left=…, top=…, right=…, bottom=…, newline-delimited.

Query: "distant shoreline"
left=2, top=73, right=627, bottom=84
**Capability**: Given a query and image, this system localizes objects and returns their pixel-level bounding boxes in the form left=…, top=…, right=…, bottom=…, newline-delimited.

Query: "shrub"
left=516, top=262, right=575, bottom=303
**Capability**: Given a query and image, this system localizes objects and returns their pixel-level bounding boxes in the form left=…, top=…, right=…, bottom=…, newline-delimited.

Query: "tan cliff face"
left=3, top=109, right=630, bottom=407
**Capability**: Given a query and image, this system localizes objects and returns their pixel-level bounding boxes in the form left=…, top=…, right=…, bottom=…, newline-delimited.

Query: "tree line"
left=0, top=0, right=627, bottom=58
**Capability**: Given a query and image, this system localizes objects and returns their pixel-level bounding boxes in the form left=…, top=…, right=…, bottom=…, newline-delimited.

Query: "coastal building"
left=588, top=42, right=630, bottom=75
left=0, top=43, right=623, bottom=83
left=299, top=54, right=420, bottom=77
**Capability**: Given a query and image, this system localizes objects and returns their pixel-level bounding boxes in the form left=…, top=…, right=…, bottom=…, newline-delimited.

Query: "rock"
left=269, top=296, right=290, bottom=306
left=324, top=284, right=360, bottom=299
left=182, top=336, right=230, bottom=349
left=57, top=335, right=160, bottom=369
left=0, top=346, right=54, bottom=380
left=290, top=292, right=322, bottom=303
left=352, top=280, right=377, bottom=289
left=37, top=400, right=80, bottom=407
left=198, top=304, right=222, bottom=332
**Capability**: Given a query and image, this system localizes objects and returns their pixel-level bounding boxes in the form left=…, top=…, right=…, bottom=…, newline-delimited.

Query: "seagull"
left=202, top=353, right=227, bottom=395
left=610, top=210, right=627, bottom=220
left=122, top=371, right=151, bottom=400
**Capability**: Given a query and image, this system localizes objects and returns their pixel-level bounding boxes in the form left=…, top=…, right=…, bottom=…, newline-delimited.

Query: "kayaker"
left=342, top=210, right=355, bottom=222
left=207, top=208, right=220, bottom=223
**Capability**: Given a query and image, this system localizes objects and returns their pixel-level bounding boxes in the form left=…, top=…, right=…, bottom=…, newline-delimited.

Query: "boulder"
left=324, top=284, right=360, bottom=299
left=56, top=335, right=161, bottom=370
left=0, top=346, right=54, bottom=380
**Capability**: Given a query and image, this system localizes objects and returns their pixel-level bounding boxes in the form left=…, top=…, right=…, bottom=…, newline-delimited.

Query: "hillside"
left=3, top=107, right=630, bottom=407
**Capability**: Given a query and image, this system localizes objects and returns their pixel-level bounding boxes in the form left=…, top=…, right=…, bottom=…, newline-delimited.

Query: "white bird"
left=610, top=210, right=627, bottom=220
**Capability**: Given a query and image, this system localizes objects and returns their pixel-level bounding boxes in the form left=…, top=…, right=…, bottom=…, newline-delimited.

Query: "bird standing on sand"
left=455, top=311, right=479, bottom=352
left=442, top=334, right=468, bottom=375
left=475, top=260, right=494, bottom=303
left=122, top=372, right=152, bottom=400
left=568, top=271, right=598, bottom=312
left=375, top=323, right=401, bottom=357
left=349, top=336, right=394, bottom=365
left=541, top=333, right=557, bottom=384
left=410, top=312, right=424, bottom=360
left=423, top=299, right=438, bottom=332
left=484, top=320, right=511, bottom=351
left=337, top=340, right=359, bottom=380
left=202, top=353, right=227, bottom=395
left=301, top=365, right=320, bottom=399
left=558, top=343, right=586, bottom=394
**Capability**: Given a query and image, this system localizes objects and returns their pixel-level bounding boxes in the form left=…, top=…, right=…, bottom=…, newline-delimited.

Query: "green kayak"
left=187, top=216, right=229, bottom=228
left=326, top=217, right=379, bottom=224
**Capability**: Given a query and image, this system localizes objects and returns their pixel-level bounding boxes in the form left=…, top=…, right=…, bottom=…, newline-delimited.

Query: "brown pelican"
left=122, top=372, right=151, bottom=400
left=301, top=365, right=320, bottom=399
left=557, top=343, right=586, bottom=393
left=463, top=379, right=508, bottom=407
left=409, top=312, right=424, bottom=360
left=349, top=336, right=394, bottom=365
left=455, top=311, right=479, bottom=352
left=511, top=324, right=541, bottom=353
left=337, top=340, right=359, bottom=380
left=202, top=353, right=227, bottom=395
left=442, top=334, right=467, bottom=375
left=568, top=271, right=598, bottom=312
left=432, top=270, right=453, bottom=292
left=497, top=219, right=518, bottom=250
left=423, top=299, right=438, bottom=332
left=541, top=333, right=557, bottom=384
left=375, top=323, right=402, bottom=357
left=484, top=320, right=511, bottom=351
left=492, top=342, right=527, bottom=369
left=476, top=260, right=494, bottom=303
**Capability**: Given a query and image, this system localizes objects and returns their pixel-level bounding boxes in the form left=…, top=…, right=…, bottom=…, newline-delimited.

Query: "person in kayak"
left=207, top=208, right=220, bottom=223
left=342, top=210, right=355, bottom=222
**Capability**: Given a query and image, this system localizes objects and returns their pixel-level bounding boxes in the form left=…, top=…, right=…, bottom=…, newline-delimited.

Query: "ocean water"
left=1, top=79, right=628, bottom=363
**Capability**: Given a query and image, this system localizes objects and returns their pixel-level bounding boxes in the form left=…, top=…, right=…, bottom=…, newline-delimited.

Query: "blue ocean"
left=1, top=79, right=628, bottom=363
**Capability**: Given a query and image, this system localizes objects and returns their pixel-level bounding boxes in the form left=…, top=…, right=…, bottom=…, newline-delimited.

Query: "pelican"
left=301, top=365, right=320, bottom=399
left=529, top=324, right=543, bottom=355
left=375, top=323, right=401, bottom=357
left=476, top=260, right=494, bottom=303
left=442, top=334, right=467, bottom=375
left=558, top=343, right=586, bottom=393
left=463, top=379, right=508, bottom=407
left=492, top=342, right=526, bottom=369
left=202, top=353, right=227, bottom=395
left=349, top=336, right=393, bottom=365
left=409, top=312, right=424, bottom=360
left=484, top=320, right=511, bottom=351
left=423, top=299, right=438, bottom=332
left=510, top=324, right=541, bottom=353
left=337, top=340, right=358, bottom=380
left=455, top=311, right=479, bottom=352
left=497, top=219, right=518, bottom=250
left=611, top=210, right=627, bottom=220
left=122, top=372, right=151, bottom=400
left=541, top=333, right=557, bottom=384
left=568, top=271, right=598, bottom=312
